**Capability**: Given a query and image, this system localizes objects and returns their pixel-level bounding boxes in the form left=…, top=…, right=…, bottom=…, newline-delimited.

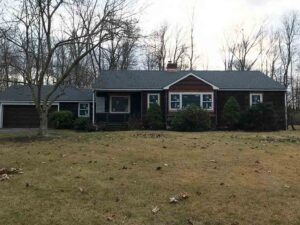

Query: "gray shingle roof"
left=0, top=85, right=93, bottom=102
left=93, top=71, right=286, bottom=91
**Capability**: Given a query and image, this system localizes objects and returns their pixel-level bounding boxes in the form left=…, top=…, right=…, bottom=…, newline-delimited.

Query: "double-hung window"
left=170, top=94, right=181, bottom=109
left=110, top=96, right=130, bottom=113
left=202, top=94, right=213, bottom=110
left=169, top=93, right=213, bottom=111
left=148, top=93, right=160, bottom=108
left=250, top=93, right=263, bottom=106
left=78, top=103, right=90, bottom=117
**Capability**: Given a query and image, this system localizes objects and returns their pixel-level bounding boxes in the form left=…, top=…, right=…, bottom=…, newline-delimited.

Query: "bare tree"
left=0, top=0, right=135, bottom=136
left=222, top=24, right=265, bottom=71
left=265, top=30, right=281, bottom=80
left=101, top=18, right=140, bottom=70
left=187, top=7, right=195, bottom=71
left=221, top=37, right=236, bottom=71
left=279, top=12, right=299, bottom=87
left=169, top=28, right=188, bottom=70
left=142, top=23, right=169, bottom=71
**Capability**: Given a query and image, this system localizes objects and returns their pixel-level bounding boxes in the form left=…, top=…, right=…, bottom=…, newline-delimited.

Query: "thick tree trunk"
left=38, top=110, right=49, bottom=136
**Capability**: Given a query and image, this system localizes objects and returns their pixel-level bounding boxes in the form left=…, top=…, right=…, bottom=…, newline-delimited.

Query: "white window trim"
left=109, top=96, right=131, bottom=114
left=250, top=93, right=263, bottom=106
left=147, top=93, right=160, bottom=109
left=168, top=92, right=214, bottom=112
left=78, top=103, right=90, bottom=118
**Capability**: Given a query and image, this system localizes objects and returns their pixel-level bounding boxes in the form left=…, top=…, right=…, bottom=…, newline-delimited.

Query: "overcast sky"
left=138, top=0, right=300, bottom=69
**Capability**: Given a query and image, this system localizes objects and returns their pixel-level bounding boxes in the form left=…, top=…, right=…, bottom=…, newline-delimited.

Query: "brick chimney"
left=166, top=61, right=177, bottom=72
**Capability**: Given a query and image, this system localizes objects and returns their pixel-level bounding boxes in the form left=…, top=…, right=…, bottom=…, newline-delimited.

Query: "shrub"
left=49, top=111, right=74, bottom=129
left=144, top=103, right=164, bottom=130
left=241, top=103, right=279, bottom=131
left=222, top=96, right=241, bottom=130
left=170, top=105, right=211, bottom=131
left=73, top=118, right=95, bottom=131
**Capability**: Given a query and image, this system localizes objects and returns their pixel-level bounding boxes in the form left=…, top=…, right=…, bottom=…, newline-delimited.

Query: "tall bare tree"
left=278, top=12, right=299, bottom=130
left=0, top=0, right=135, bottom=136
left=222, top=25, right=264, bottom=71
left=279, top=12, right=299, bottom=87
left=143, top=23, right=169, bottom=71
left=187, top=7, right=196, bottom=71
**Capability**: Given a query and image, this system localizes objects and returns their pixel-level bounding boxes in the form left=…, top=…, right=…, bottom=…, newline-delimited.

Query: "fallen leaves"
left=151, top=206, right=160, bottom=214
left=0, top=174, right=10, bottom=181
left=169, top=192, right=189, bottom=204
left=0, top=167, right=23, bottom=182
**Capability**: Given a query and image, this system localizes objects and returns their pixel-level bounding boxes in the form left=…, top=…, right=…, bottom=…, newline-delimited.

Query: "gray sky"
left=139, top=0, right=300, bottom=69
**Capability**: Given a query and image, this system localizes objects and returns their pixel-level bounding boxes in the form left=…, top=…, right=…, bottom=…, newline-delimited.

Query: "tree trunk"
left=38, top=110, right=49, bottom=136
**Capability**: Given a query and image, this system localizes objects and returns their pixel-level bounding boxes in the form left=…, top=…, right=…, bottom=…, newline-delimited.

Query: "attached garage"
left=0, top=86, right=93, bottom=129
left=1, top=105, right=58, bottom=128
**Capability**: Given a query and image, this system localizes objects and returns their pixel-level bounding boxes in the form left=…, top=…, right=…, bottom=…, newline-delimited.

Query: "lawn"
left=0, top=129, right=300, bottom=225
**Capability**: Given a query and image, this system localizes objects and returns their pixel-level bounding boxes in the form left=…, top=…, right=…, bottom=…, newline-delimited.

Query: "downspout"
left=214, top=90, right=218, bottom=129
left=140, top=92, right=143, bottom=120
left=92, top=91, right=95, bottom=125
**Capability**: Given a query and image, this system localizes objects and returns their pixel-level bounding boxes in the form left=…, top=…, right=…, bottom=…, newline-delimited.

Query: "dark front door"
left=3, top=105, right=58, bottom=128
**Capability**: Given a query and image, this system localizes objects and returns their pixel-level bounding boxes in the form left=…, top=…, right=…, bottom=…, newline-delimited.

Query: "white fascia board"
left=163, top=73, right=219, bottom=90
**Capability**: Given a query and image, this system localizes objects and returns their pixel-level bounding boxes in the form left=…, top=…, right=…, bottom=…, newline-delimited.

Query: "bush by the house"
left=144, top=103, right=164, bottom=130
left=170, top=105, right=211, bottom=131
left=222, top=96, right=241, bottom=130
left=73, top=118, right=95, bottom=131
left=49, top=111, right=74, bottom=129
left=241, top=103, right=279, bottom=131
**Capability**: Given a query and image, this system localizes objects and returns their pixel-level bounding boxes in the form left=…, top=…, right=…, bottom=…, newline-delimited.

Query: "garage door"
left=3, top=105, right=58, bottom=128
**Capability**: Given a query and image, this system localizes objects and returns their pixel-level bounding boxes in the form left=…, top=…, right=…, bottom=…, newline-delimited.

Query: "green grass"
left=0, top=129, right=300, bottom=225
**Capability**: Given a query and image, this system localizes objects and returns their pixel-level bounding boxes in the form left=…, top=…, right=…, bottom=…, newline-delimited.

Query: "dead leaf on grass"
left=151, top=206, right=160, bottom=214
left=169, top=197, right=178, bottom=204
left=169, top=192, right=189, bottom=203
left=79, top=187, right=85, bottom=193
left=0, top=174, right=10, bottom=181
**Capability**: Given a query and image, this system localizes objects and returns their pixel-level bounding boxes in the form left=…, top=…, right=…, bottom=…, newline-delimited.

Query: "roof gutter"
left=93, top=88, right=163, bottom=91
left=217, top=89, right=287, bottom=92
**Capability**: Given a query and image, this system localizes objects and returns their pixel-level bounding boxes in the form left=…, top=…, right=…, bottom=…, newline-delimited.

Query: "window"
left=110, top=96, right=130, bottom=113
left=250, top=93, right=263, bottom=106
left=202, top=94, right=213, bottom=110
left=182, top=94, right=200, bottom=108
left=170, top=94, right=180, bottom=109
left=147, top=93, right=160, bottom=108
left=169, top=92, right=214, bottom=111
left=78, top=103, right=90, bottom=117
